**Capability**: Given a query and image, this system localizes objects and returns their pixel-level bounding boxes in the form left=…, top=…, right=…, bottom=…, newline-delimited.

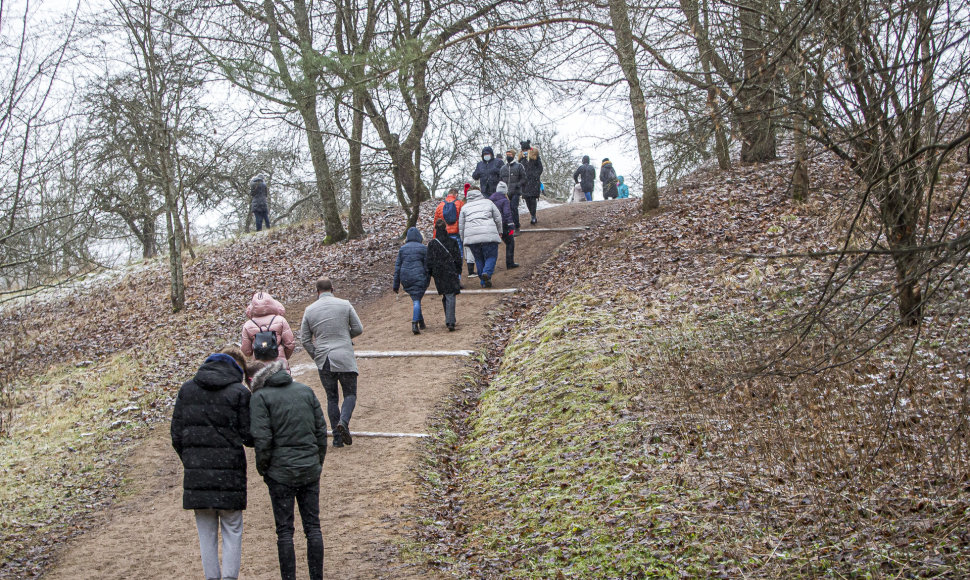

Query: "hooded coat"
left=250, top=177, right=268, bottom=213
left=600, top=159, right=618, bottom=199
left=241, top=292, right=296, bottom=367
left=459, top=189, right=503, bottom=245
left=427, top=223, right=462, bottom=295
left=617, top=176, right=630, bottom=199
left=490, top=183, right=515, bottom=229
left=520, top=149, right=544, bottom=198
left=249, top=361, right=327, bottom=487
left=573, top=156, right=596, bottom=192
left=171, top=354, right=253, bottom=511
left=393, top=227, right=430, bottom=300
left=472, top=147, right=504, bottom=195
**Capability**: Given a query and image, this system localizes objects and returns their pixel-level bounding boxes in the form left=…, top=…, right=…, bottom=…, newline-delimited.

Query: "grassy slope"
left=0, top=207, right=416, bottom=578
left=414, top=156, right=970, bottom=578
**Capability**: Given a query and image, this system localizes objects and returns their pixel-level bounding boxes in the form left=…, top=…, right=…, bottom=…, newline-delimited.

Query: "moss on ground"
left=437, top=290, right=709, bottom=578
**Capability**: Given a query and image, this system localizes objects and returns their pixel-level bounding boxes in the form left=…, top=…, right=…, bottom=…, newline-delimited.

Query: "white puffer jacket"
left=459, top=190, right=503, bottom=245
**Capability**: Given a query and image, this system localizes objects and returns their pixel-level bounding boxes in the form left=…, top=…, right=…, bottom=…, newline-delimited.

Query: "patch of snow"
left=519, top=199, right=560, bottom=214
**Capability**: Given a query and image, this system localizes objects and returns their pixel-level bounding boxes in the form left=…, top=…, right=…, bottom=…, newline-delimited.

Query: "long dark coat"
left=472, top=146, right=504, bottom=195
left=171, top=354, right=253, bottom=511
left=427, top=232, right=462, bottom=295
left=520, top=154, right=544, bottom=198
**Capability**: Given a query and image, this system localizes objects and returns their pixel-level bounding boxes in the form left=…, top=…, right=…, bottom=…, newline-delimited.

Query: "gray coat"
left=299, top=292, right=364, bottom=373
left=459, top=190, right=503, bottom=245
left=499, top=161, right=526, bottom=197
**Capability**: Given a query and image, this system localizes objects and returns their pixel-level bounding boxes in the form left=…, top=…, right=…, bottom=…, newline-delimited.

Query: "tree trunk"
left=160, top=148, right=185, bottom=312
left=608, top=0, right=659, bottom=211
left=701, top=0, right=730, bottom=170
left=180, top=190, right=196, bottom=259
left=738, top=2, right=777, bottom=163
left=140, top=216, right=157, bottom=258
left=347, top=89, right=365, bottom=239
left=301, top=106, right=347, bottom=243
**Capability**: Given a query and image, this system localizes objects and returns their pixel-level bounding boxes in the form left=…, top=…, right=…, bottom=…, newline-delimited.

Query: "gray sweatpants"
left=194, top=509, right=243, bottom=580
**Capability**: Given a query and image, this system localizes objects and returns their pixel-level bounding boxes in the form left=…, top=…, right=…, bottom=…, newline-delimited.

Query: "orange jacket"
left=433, top=195, right=464, bottom=236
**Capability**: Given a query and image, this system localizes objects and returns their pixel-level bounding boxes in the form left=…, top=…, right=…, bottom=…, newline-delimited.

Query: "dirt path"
left=44, top=203, right=598, bottom=579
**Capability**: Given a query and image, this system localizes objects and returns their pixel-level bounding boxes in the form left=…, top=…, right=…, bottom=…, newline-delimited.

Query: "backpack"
left=251, top=316, right=279, bottom=360
left=443, top=199, right=458, bottom=225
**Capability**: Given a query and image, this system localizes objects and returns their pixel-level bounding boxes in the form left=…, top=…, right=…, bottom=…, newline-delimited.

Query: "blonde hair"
left=523, top=147, right=539, bottom=161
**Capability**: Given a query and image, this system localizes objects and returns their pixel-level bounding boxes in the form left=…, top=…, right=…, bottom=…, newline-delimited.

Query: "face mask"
left=483, top=155, right=492, bottom=161
left=506, top=155, right=514, bottom=163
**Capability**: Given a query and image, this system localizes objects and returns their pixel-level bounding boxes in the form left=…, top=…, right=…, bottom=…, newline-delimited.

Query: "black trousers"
left=501, top=231, right=515, bottom=267
left=317, top=359, right=357, bottom=431
left=508, top=193, right=522, bottom=228
left=254, top=210, right=271, bottom=231
left=524, top=197, right=538, bottom=220
left=266, top=477, right=323, bottom=580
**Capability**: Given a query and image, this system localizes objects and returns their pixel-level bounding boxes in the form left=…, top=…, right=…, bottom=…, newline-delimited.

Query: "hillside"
left=412, top=155, right=970, bottom=577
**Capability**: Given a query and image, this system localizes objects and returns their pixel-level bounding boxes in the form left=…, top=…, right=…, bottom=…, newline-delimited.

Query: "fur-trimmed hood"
left=251, top=360, right=288, bottom=392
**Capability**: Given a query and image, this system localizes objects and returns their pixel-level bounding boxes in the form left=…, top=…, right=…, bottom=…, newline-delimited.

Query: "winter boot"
left=412, top=322, right=420, bottom=334
left=418, top=317, right=426, bottom=330
left=337, top=421, right=352, bottom=445
left=333, top=433, right=344, bottom=448
left=447, top=323, right=455, bottom=331
left=482, top=274, right=492, bottom=288
left=467, top=263, right=476, bottom=276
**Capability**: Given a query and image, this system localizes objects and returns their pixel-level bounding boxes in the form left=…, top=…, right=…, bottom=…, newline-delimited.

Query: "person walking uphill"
left=427, top=218, right=463, bottom=331
left=300, top=277, right=364, bottom=448
left=250, top=174, right=270, bottom=231
left=171, top=352, right=253, bottom=580
left=500, top=148, right=526, bottom=229
left=472, top=146, right=504, bottom=195
left=250, top=359, right=328, bottom=580
left=600, top=158, right=619, bottom=199
left=490, top=182, right=519, bottom=269
left=393, top=226, right=431, bottom=334
left=519, top=144, right=544, bottom=224
left=241, top=292, right=296, bottom=370
left=573, top=156, right=596, bottom=201
left=460, top=186, right=503, bottom=287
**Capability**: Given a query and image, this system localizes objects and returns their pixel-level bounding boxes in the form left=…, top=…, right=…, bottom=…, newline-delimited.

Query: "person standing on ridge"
left=519, top=142, right=544, bottom=224
left=600, top=158, right=619, bottom=199
left=617, top=175, right=630, bottom=199
left=500, top=147, right=526, bottom=229
left=472, top=146, right=504, bottom=196
left=393, top=226, right=431, bottom=334
left=250, top=173, right=271, bottom=231
left=459, top=185, right=503, bottom=287
left=490, top=182, right=519, bottom=270
left=573, top=156, right=596, bottom=202
left=299, top=277, right=364, bottom=448
left=171, top=352, right=253, bottom=580
left=249, top=355, right=327, bottom=580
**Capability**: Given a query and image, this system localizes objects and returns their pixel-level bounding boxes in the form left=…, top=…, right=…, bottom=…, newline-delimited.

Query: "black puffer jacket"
left=472, top=147, right=504, bottom=195
left=427, top=225, right=462, bottom=295
left=499, top=160, right=526, bottom=197
left=250, top=361, right=327, bottom=487
left=573, top=156, right=596, bottom=192
left=171, top=354, right=253, bottom=511
left=520, top=153, right=544, bottom=198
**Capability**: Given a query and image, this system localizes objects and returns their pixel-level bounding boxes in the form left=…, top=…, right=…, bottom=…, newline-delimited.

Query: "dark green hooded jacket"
left=250, top=361, right=327, bottom=486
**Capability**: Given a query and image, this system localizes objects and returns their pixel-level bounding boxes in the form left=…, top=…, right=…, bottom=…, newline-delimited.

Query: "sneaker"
left=336, top=421, right=352, bottom=445
left=418, top=318, right=426, bottom=330
left=412, top=322, right=420, bottom=334
left=531, top=217, right=537, bottom=225
left=332, top=434, right=344, bottom=448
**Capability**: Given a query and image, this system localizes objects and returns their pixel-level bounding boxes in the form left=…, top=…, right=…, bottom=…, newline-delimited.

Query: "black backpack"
left=251, top=316, right=279, bottom=360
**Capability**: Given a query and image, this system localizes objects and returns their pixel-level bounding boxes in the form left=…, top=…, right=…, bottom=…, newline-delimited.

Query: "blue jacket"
left=617, top=176, right=630, bottom=199
left=472, top=146, right=504, bottom=195
left=393, top=227, right=429, bottom=299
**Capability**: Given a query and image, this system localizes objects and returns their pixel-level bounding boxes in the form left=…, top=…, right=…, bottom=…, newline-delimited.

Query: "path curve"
left=44, top=202, right=599, bottom=579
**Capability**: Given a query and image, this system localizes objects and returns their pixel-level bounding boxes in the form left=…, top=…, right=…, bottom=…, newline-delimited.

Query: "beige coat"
left=299, top=292, right=364, bottom=373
